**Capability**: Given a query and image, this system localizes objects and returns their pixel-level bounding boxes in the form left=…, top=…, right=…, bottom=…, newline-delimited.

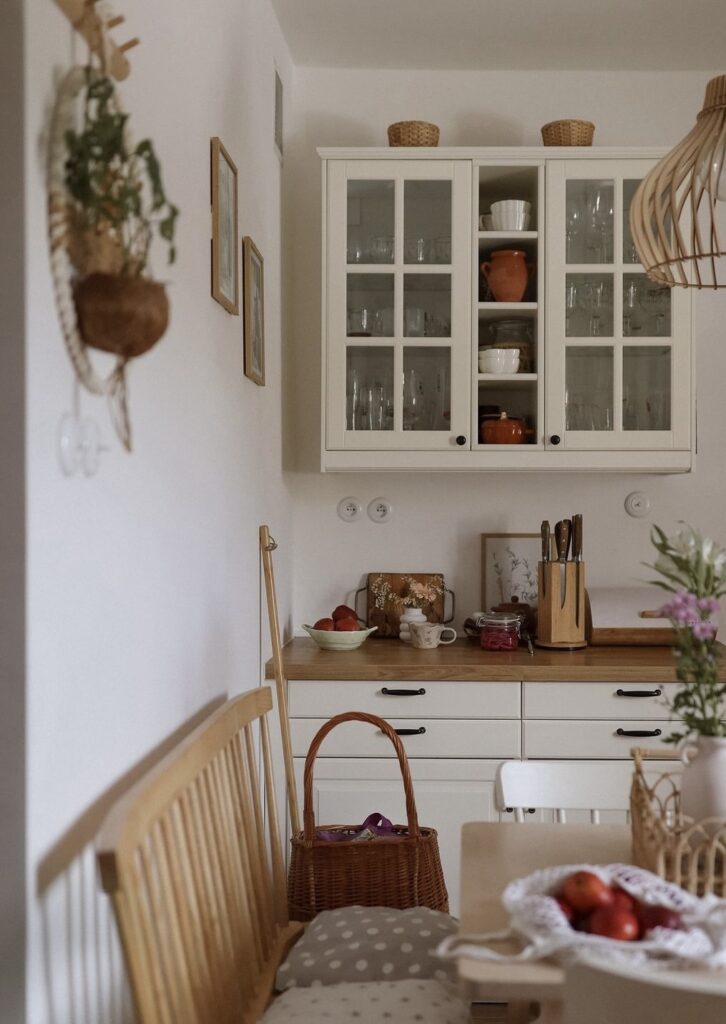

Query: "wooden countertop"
left=267, top=638, right=726, bottom=683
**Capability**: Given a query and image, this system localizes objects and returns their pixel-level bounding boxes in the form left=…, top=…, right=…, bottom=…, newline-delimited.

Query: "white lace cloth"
left=437, top=863, right=726, bottom=970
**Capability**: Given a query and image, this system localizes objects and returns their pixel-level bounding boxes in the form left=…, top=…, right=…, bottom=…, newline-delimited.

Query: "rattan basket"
left=288, top=711, right=449, bottom=921
left=630, top=747, right=726, bottom=896
left=387, top=121, right=440, bottom=147
left=541, top=119, right=595, bottom=146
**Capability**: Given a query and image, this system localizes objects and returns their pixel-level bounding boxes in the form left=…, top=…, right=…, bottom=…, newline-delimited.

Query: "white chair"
left=495, top=759, right=644, bottom=824
left=564, top=958, right=726, bottom=1024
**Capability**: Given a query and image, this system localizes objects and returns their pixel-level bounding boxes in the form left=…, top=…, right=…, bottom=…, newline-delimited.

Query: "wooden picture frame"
left=243, top=236, right=265, bottom=386
left=211, top=137, right=239, bottom=314
left=481, top=532, right=540, bottom=611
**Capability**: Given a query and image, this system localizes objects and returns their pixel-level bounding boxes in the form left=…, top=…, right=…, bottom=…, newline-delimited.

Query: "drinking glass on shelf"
left=370, top=236, right=394, bottom=263
left=366, top=382, right=386, bottom=430
left=581, top=281, right=607, bottom=336
left=566, top=201, right=583, bottom=263
left=348, top=307, right=375, bottom=335
left=639, top=284, right=670, bottom=336
left=434, top=237, right=451, bottom=263
left=565, top=281, right=578, bottom=333
left=586, top=186, right=613, bottom=263
left=405, top=238, right=433, bottom=264
left=347, top=239, right=366, bottom=263
left=347, top=368, right=361, bottom=430
left=403, top=369, right=424, bottom=430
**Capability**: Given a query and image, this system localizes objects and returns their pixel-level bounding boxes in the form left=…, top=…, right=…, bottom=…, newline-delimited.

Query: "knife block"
left=536, top=561, right=587, bottom=649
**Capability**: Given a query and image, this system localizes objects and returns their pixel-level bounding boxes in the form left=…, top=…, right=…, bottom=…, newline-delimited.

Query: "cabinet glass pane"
left=347, top=274, right=394, bottom=336
left=623, top=179, right=641, bottom=264
left=346, top=346, right=394, bottom=431
left=566, top=180, right=614, bottom=264
left=404, top=274, right=451, bottom=337
left=347, top=180, right=394, bottom=264
left=402, top=347, right=451, bottom=431
left=565, top=347, right=614, bottom=431
left=565, top=273, right=614, bottom=337
left=623, top=346, right=671, bottom=431
left=404, top=180, right=452, bottom=265
left=623, top=274, right=671, bottom=337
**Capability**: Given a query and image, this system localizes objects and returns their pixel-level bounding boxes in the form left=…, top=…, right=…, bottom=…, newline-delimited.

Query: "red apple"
left=554, top=896, right=574, bottom=924
left=611, top=888, right=637, bottom=914
left=312, top=618, right=335, bottom=631
left=589, top=906, right=639, bottom=942
left=334, top=618, right=361, bottom=631
left=572, top=913, right=592, bottom=933
left=561, top=871, right=614, bottom=915
left=332, top=604, right=358, bottom=622
left=637, top=905, right=685, bottom=935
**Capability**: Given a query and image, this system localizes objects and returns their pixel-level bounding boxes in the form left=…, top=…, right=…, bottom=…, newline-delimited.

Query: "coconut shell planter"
left=74, top=273, right=169, bottom=359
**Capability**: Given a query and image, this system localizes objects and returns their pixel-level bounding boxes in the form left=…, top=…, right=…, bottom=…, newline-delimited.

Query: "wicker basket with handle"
left=288, top=711, right=449, bottom=920
left=541, top=119, right=595, bottom=146
left=630, top=747, right=726, bottom=897
left=387, top=121, right=440, bottom=147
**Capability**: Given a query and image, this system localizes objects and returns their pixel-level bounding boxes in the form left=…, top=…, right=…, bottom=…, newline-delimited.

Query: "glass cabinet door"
left=326, top=160, right=471, bottom=450
left=546, top=160, right=690, bottom=451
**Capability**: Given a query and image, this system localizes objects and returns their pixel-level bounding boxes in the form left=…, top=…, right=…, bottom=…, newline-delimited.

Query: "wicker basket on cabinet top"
left=387, top=121, right=440, bottom=147
left=541, top=119, right=595, bottom=146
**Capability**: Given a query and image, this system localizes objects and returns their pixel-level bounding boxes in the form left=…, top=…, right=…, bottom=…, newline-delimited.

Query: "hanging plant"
left=63, top=68, right=179, bottom=360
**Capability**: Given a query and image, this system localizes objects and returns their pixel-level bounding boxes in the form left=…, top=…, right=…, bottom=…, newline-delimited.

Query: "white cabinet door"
left=325, top=160, right=472, bottom=451
left=545, top=159, right=691, bottom=453
left=293, top=757, right=504, bottom=917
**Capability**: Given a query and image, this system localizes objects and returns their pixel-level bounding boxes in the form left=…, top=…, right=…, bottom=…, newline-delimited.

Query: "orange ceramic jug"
left=481, top=411, right=528, bottom=444
left=481, top=249, right=534, bottom=303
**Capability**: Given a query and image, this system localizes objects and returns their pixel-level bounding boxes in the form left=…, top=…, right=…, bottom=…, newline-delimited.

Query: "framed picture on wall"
left=481, top=532, right=540, bottom=610
left=243, top=236, right=265, bottom=386
left=211, top=137, right=239, bottom=314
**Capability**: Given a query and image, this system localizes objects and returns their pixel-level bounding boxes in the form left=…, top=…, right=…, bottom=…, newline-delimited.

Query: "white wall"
left=24, top=1, right=294, bottom=1019
left=285, top=70, right=726, bottom=629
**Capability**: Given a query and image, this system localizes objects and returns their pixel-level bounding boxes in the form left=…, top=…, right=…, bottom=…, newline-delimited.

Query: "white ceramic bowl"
left=479, top=347, right=520, bottom=374
left=491, top=200, right=532, bottom=232
left=302, top=624, right=377, bottom=651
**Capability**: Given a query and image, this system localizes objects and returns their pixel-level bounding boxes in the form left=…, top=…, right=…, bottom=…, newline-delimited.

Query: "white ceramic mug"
left=479, top=213, right=494, bottom=231
left=409, top=621, right=457, bottom=649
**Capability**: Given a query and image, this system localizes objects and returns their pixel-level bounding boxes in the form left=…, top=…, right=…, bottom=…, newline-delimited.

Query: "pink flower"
left=692, top=620, right=718, bottom=641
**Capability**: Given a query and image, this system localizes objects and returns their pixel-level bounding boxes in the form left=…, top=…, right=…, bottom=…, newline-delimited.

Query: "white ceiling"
left=270, top=0, right=726, bottom=71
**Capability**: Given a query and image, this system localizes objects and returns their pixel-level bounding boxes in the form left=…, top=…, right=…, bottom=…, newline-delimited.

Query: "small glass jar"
left=478, top=612, right=521, bottom=651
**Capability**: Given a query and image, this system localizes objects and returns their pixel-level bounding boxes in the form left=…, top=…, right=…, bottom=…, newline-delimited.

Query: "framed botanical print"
left=211, top=137, right=238, bottom=314
left=481, top=532, right=540, bottom=610
left=242, top=236, right=265, bottom=386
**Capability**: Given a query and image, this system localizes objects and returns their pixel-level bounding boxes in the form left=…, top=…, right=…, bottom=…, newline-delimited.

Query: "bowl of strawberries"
left=303, top=605, right=377, bottom=651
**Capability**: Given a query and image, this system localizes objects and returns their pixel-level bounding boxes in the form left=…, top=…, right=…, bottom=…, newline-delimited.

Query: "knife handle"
left=541, top=520, right=550, bottom=563
left=555, top=520, right=571, bottom=562
left=572, top=514, right=583, bottom=562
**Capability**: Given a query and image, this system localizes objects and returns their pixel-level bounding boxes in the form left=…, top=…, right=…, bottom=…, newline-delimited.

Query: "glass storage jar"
left=487, top=319, right=534, bottom=371
left=477, top=611, right=521, bottom=651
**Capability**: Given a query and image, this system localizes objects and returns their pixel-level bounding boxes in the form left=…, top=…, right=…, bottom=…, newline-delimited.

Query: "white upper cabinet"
left=319, top=149, right=692, bottom=473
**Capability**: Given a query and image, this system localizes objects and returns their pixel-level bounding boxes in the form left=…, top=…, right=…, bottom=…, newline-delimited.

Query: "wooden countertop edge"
left=264, top=638, right=726, bottom=684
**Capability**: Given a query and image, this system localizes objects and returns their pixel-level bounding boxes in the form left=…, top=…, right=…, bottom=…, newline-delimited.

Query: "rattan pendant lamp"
left=630, top=74, right=726, bottom=288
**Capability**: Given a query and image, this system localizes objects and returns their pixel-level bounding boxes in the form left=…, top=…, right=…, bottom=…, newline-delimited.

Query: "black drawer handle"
left=616, top=688, right=662, bottom=698
left=391, top=727, right=426, bottom=736
left=381, top=687, right=426, bottom=697
left=616, top=728, right=662, bottom=738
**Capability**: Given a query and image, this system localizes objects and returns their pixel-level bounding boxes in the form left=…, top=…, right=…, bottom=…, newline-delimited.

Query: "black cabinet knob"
left=455, top=435, right=467, bottom=446
left=550, top=434, right=561, bottom=446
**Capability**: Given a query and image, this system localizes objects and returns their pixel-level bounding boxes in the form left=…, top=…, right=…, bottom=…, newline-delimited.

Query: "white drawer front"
left=524, top=720, right=672, bottom=758
left=523, top=682, right=676, bottom=720
left=290, top=717, right=521, bottom=759
left=288, top=679, right=520, bottom=719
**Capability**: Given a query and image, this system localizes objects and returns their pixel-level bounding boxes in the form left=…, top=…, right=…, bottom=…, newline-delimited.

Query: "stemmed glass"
left=581, top=280, right=608, bottom=336
left=623, top=277, right=643, bottom=336
left=403, top=369, right=425, bottom=430
left=566, top=201, right=582, bottom=263
left=639, top=284, right=670, bottom=336
left=565, top=281, right=578, bottom=335
left=585, top=186, right=613, bottom=263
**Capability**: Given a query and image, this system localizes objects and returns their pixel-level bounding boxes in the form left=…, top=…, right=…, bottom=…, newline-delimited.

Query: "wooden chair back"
left=97, top=687, right=303, bottom=1024
left=496, top=754, right=678, bottom=824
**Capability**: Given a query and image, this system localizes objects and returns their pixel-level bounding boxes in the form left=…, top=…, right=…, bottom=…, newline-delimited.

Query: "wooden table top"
left=266, top=638, right=723, bottom=683
left=455, top=822, right=726, bottom=1005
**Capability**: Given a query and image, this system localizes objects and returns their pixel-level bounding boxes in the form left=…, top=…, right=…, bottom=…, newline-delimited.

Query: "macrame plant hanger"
left=48, top=1, right=140, bottom=450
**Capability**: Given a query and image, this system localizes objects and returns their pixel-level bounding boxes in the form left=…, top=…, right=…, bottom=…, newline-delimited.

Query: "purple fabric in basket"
left=316, top=812, right=397, bottom=842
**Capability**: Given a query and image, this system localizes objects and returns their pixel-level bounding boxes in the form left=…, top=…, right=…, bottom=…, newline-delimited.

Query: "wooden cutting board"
left=586, top=586, right=677, bottom=646
left=365, top=572, right=446, bottom=639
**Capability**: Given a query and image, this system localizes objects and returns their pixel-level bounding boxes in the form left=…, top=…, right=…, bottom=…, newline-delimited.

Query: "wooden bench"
left=97, top=687, right=303, bottom=1024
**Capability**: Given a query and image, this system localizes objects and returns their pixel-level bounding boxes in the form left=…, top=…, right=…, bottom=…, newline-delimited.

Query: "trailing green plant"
left=646, top=524, right=726, bottom=743
left=64, top=69, right=178, bottom=277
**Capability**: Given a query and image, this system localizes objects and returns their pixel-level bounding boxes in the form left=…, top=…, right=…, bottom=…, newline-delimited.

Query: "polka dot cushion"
left=275, top=906, right=456, bottom=991
left=260, top=979, right=469, bottom=1023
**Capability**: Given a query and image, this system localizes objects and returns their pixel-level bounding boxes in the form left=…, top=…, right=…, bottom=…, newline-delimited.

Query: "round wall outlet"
left=624, top=491, right=651, bottom=518
left=367, top=498, right=392, bottom=523
left=337, top=496, right=362, bottom=522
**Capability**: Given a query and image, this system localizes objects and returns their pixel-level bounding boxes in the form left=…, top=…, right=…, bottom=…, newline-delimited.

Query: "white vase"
left=399, top=607, right=427, bottom=643
left=679, top=736, right=726, bottom=822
